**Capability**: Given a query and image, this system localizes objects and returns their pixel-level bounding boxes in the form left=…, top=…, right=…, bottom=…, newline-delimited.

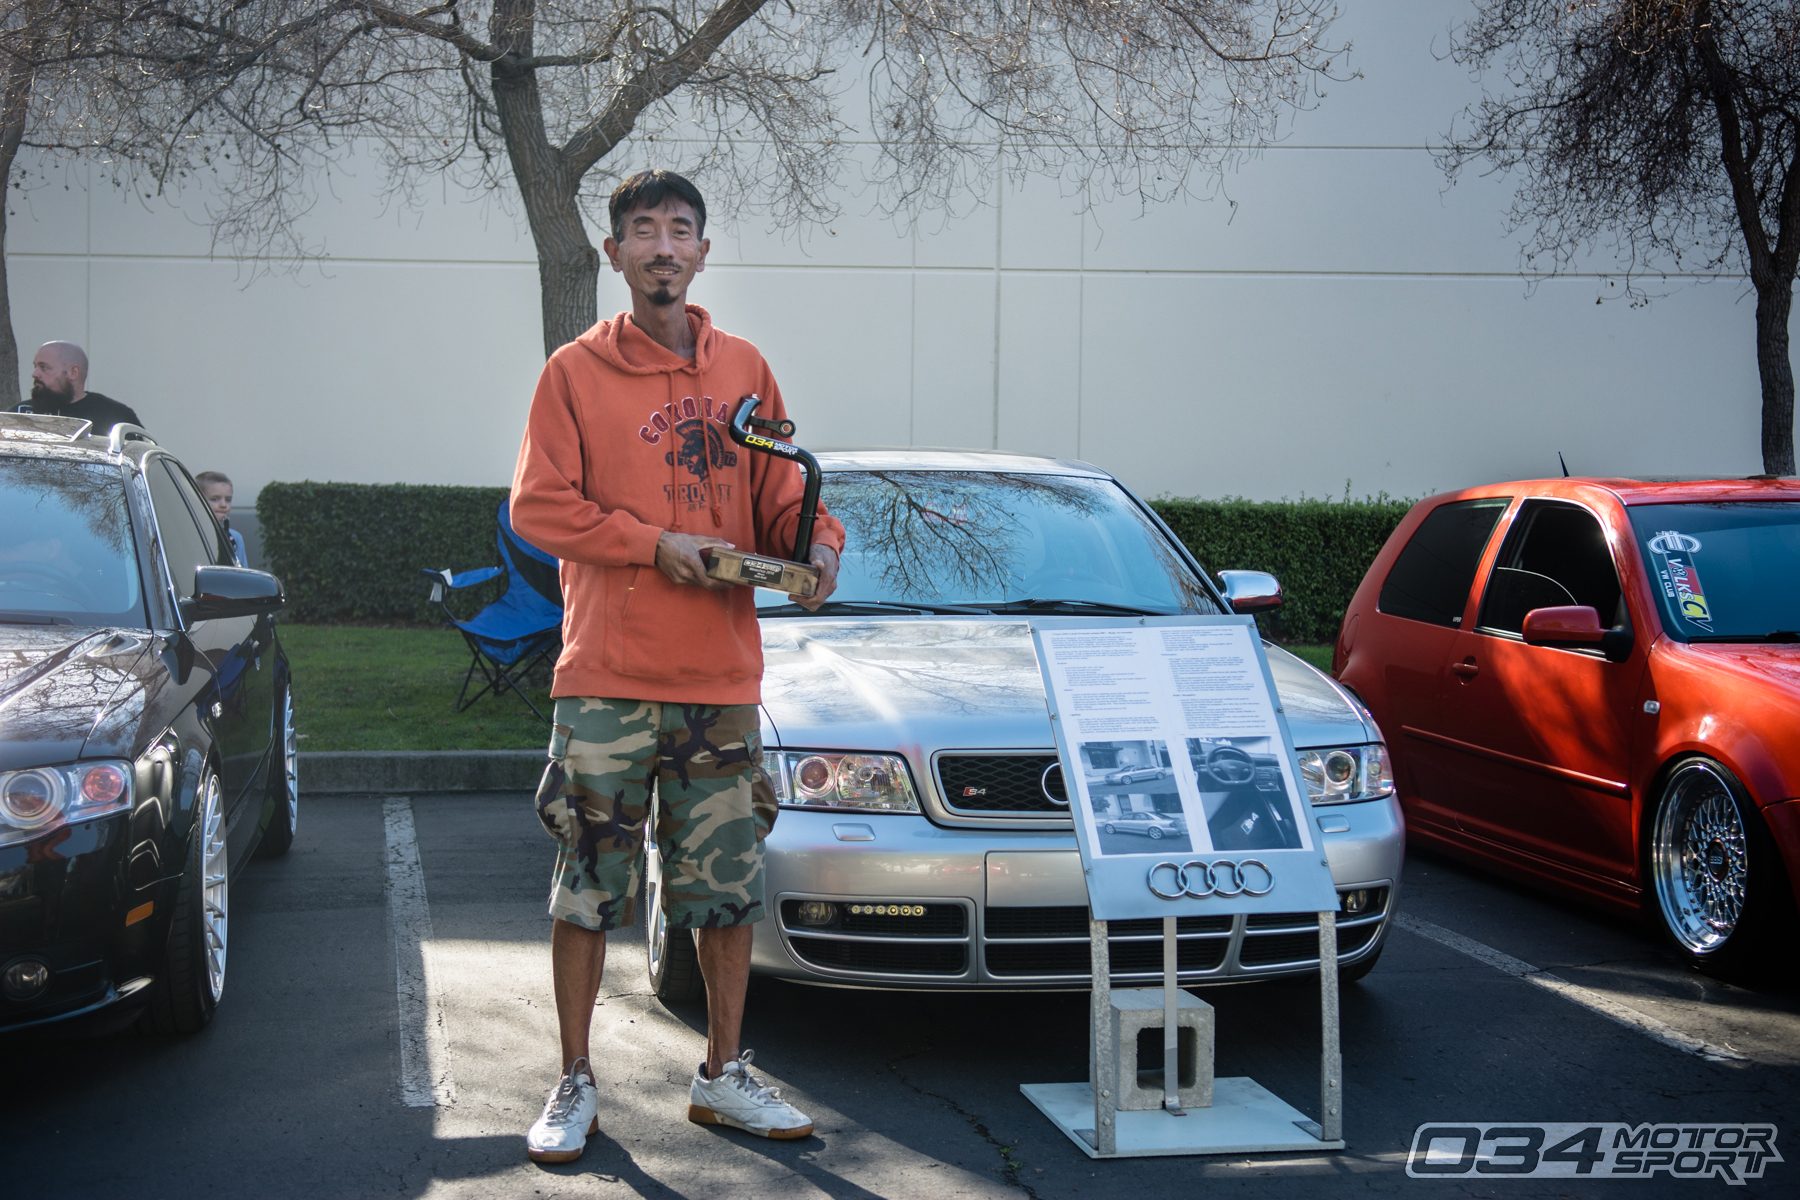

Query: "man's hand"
left=793, top=544, right=840, bottom=610
left=655, top=531, right=736, bottom=589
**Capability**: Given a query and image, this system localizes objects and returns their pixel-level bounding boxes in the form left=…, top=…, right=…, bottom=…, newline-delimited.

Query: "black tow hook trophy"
left=701, top=394, right=822, bottom=598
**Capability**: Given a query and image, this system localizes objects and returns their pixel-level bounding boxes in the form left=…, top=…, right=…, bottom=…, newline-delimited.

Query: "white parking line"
left=1394, top=913, right=1748, bottom=1065
left=383, top=797, right=456, bottom=1107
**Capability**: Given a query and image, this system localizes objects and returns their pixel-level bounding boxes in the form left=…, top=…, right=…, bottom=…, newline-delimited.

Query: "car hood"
left=758, top=618, right=1373, bottom=753
left=1665, top=640, right=1800, bottom=698
left=0, top=625, right=157, bottom=771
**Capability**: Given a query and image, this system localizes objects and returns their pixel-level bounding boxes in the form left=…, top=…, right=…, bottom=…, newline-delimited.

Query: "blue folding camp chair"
left=422, top=500, right=563, bottom=723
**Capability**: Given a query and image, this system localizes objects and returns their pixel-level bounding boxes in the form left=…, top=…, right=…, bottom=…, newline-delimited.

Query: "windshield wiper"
left=757, top=599, right=987, bottom=617
left=977, top=598, right=1174, bottom=616
left=1689, top=630, right=1800, bottom=643
left=0, top=611, right=73, bottom=625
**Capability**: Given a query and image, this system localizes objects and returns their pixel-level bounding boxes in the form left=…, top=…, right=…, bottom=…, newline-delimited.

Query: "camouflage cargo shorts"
left=534, top=697, right=776, bottom=932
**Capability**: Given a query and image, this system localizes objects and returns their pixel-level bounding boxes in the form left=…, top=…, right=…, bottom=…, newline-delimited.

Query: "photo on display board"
left=1076, top=739, right=1194, bottom=857
left=1186, top=736, right=1306, bottom=852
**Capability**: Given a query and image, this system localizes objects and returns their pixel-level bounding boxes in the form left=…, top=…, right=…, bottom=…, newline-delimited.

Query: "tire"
left=647, top=843, right=705, bottom=1005
left=1105, top=823, right=1116, bottom=835
left=1148, top=827, right=1164, bottom=840
left=140, top=770, right=228, bottom=1035
left=256, top=678, right=298, bottom=859
left=1648, top=756, right=1793, bottom=973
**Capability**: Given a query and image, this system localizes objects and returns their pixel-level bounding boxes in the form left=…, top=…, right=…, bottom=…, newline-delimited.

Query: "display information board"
left=1030, top=615, right=1339, bottom=921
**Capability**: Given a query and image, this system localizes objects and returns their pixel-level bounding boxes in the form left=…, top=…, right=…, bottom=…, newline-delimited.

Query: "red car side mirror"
left=1521, top=605, right=1605, bottom=647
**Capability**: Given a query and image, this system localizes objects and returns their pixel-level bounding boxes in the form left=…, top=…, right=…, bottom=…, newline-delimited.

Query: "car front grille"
left=984, top=906, right=1232, bottom=939
left=980, top=891, right=1391, bottom=981
left=937, top=754, right=1067, bottom=815
left=776, top=890, right=1391, bottom=985
left=786, top=936, right=967, bottom=976
left=986, top=937, right=1229, bottom=977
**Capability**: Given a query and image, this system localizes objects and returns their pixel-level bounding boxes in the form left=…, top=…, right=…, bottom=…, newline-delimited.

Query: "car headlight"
left=762, top=750, right=920, bottom=812
left=1297, top=744, right=1393, bottom=805
left=0, top=762, right=133, bottom=849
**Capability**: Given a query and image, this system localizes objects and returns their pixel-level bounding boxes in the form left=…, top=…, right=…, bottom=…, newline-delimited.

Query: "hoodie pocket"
left=616, top=570, right=744, bottom=681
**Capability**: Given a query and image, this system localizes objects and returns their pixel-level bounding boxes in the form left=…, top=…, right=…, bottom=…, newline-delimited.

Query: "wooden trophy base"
left=703, top=548, right=820, bottom=598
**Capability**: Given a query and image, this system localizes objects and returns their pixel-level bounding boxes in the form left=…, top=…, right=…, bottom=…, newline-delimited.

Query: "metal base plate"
left=1020, top=1078, right=1346, bottom=1159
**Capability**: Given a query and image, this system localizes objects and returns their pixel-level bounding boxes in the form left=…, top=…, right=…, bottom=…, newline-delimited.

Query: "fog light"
left=795, top=901, right=837, bottom=927
left=2, top=958, right=50, bottom=1001
left=1339, top=889, right=1372, bottom=914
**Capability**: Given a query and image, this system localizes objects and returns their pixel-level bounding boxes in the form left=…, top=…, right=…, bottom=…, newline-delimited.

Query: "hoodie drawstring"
left=701, top=366, right=722, bottom=530
left=668, top=371, right=681, bottom=533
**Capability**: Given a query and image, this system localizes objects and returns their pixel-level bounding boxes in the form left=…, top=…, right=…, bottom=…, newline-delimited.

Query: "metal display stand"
left=1020, top=616, right=1349, bottom=1160
left=1021, top=912, right=1344, bottom=1158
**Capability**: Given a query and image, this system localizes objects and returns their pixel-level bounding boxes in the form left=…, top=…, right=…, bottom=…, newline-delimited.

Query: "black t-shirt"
left=20, top=391, right=143, bottom=433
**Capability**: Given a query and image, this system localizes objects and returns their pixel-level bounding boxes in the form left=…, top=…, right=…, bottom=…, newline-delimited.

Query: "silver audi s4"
left=645, top=451, right=1404, bottom=998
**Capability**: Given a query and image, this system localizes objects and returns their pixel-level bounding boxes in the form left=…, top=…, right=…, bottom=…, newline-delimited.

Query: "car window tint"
left=146, top=458, right=218, bottom=599
left=1377, top=498, right=1510, bottom=627
left=161, top=459, right=232, bottom=566
left=1478, top=501, right=1626, bottom=636
left=0, top=456, right=144, bottom=625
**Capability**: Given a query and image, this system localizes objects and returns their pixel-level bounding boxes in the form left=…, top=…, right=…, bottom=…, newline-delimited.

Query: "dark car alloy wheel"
left=1650, top=756, right=1790, bottom=969
left=257, top=680, right=299, bottom=859
left=140, top=770, right=228, bottom=1034
left=647, top=841, right=704, bottom=1004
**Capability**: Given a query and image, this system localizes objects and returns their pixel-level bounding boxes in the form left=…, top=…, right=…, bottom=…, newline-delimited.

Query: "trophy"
left=701, top=394, right=822, bottom=598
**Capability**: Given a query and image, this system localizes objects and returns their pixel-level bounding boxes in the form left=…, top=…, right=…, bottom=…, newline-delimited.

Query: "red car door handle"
left=1451, top=659, right=1480, bottom=678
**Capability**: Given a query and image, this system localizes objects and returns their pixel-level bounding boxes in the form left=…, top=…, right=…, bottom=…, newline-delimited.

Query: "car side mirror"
left=180, top=565, right=286, bottom=623
left=1217, top=570, right=1283, bottom=614
left=1522, top=605, right=1633, bottom=663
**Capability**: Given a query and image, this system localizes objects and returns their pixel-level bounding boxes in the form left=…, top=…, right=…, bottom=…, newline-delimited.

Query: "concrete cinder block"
left=1090, top=987, right=1215, bottom=1112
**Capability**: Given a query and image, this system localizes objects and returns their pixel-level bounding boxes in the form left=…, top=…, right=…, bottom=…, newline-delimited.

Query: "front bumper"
left=752, top=795, right=1405, bottom=989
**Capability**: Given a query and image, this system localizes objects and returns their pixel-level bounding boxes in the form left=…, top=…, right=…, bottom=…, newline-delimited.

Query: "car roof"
left=1431, top=476, right=1800, bottom=509
left=0, top=412, right=157, bottom=466
left=813, top=448, right=1110, bottom=477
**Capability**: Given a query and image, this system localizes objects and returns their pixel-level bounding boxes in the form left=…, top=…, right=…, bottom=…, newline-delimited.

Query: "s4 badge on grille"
left=962, top=786, right=987, bottom=797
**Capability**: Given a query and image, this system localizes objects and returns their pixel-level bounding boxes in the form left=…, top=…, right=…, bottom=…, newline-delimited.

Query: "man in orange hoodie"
left=510, top=170, right=845, bottom=1162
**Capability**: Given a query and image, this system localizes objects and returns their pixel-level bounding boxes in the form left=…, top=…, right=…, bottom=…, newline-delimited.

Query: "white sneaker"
left=688, top=1050, right=815, bottom=1139
left=526, top=1058, right=600, bottom=1163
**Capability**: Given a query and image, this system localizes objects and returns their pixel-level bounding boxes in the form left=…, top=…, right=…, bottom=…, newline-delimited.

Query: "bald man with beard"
left=20, top=342, right=142, bottom=432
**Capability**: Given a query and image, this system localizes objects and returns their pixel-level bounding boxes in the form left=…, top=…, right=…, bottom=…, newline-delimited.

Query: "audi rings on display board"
left=1147, top=858, right=1274, bottom=900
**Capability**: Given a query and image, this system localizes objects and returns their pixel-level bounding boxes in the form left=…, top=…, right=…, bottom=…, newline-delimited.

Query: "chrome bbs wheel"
left=1652, top=760, right=1748, bottom=956
left=200, top=772, right=229, bottom=1002
left=281, top=686, right=298, bottom=835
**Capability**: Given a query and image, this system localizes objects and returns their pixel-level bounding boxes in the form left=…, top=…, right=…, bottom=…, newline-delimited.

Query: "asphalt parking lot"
left=3, top=792, right=1797, bottom=1199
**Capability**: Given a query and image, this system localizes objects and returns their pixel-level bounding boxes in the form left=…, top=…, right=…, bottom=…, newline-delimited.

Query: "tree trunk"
left=1756, top=280, right=1796, bottom=475
left=0, top=49, right=36, bottom=410
left=488, top=3, right=600, bottom=358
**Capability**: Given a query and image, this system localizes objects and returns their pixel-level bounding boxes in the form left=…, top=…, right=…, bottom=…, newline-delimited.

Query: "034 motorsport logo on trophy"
left=1030, top=616, right=1338, bottom=920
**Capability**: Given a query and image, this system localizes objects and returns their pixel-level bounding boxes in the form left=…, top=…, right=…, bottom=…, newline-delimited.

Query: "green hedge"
left=1150, top=497, right=1412, bottom=644
left=258, top=482, right=512, bottom=624
left=257, top=481, right=1411, bottom=638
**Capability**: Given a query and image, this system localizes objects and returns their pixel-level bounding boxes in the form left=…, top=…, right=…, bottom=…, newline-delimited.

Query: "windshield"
left=0, top=457, right=143, bottom=626
left=1627, top=501, right=1800, bottom=642
left=756, top=470, right=1220, bottom=615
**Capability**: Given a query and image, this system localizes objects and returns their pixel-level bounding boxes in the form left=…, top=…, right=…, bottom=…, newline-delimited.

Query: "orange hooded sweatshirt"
left=510, top=306, right=845, bottom=705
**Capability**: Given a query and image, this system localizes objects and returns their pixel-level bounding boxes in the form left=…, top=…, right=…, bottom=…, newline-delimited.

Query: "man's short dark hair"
left=609, top=170, right=707, bottom=242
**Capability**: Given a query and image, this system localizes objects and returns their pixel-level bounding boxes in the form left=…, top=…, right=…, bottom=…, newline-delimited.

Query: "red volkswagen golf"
left=1335, top=477, right=1800, bottom=970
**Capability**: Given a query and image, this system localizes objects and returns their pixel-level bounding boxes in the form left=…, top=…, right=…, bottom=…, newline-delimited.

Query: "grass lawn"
left=282, top=625, right=1340, bottom=753
left=281, top=624, right=553, bottom=752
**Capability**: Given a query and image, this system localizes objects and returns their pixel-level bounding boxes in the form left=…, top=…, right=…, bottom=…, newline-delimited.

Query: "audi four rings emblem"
left=1147, top=859, right=1275, bottom=899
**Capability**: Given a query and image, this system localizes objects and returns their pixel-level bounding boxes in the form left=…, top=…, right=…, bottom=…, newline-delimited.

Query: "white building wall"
left=7, top=0, right=1792, bottom=508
